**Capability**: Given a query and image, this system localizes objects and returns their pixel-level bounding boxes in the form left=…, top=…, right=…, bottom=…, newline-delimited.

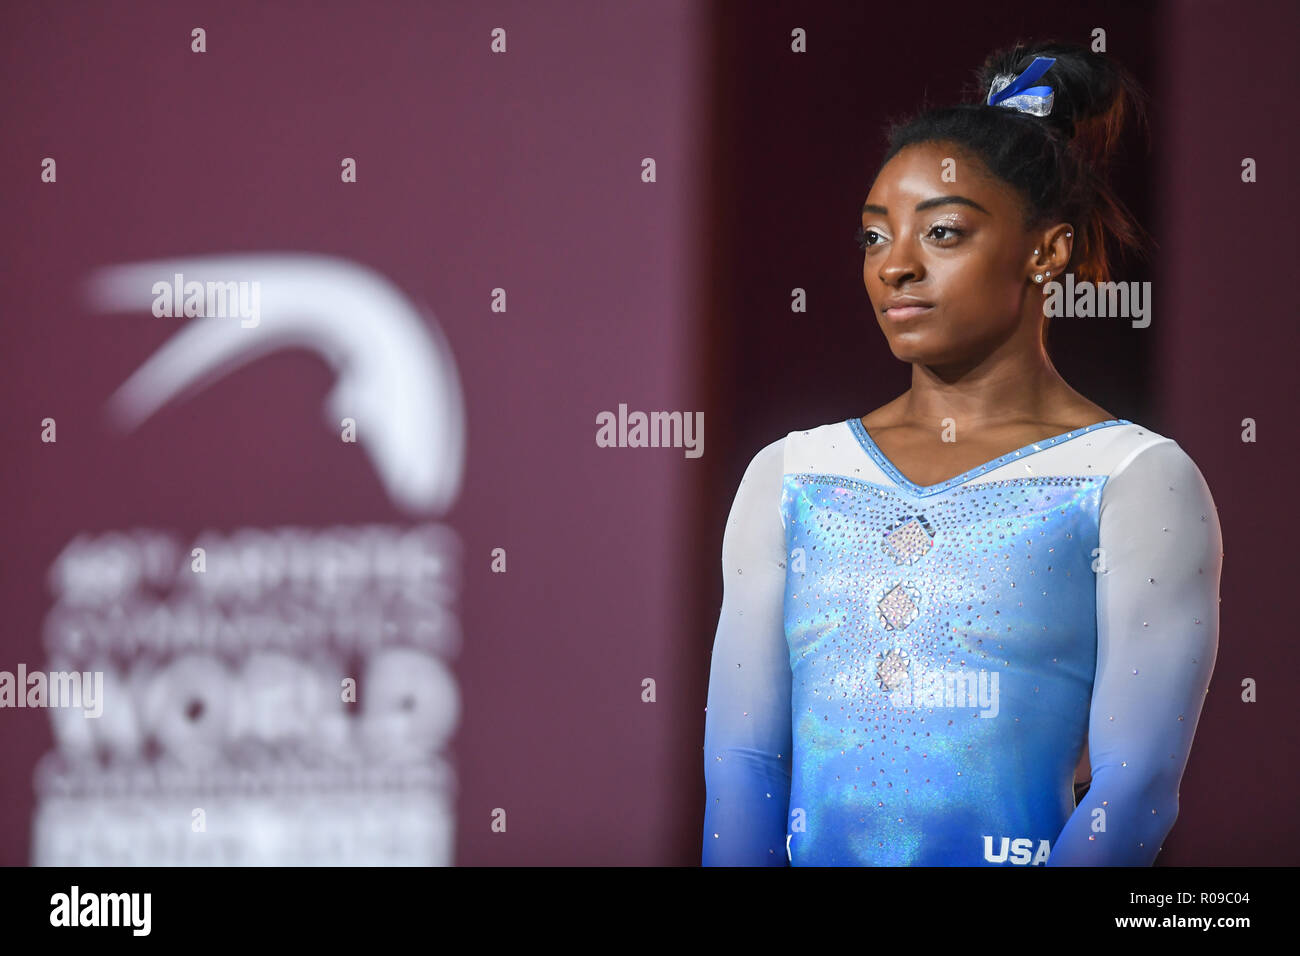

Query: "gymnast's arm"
left=1048, top=440, right=1223, bottom=865
left=702, top=438, right=793, bottom=866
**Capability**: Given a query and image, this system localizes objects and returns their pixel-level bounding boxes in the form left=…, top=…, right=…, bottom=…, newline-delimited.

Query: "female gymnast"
left=702, top=41, right=1222, bottom=866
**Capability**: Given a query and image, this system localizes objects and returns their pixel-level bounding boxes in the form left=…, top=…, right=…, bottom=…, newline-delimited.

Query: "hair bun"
left=975, top=41, right=1148, bottom=169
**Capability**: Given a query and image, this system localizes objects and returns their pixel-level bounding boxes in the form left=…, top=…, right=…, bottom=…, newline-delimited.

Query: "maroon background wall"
left=1, top=0, right=709, bottom=866
left=1152, top=2, right=1299, bottom=864
left=2, top=0, right=1295, bottom=866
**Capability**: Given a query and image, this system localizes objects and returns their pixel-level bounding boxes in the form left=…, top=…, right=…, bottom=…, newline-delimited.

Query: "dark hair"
left=879, top=41, right=1151, bottom=305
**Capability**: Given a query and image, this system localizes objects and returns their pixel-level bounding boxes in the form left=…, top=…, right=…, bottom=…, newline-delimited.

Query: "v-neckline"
left=846, top=417, right=1131, bottom=497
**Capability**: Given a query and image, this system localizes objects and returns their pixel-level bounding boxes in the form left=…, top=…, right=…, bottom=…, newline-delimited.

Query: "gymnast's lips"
left=882, top=296, right=934, bottom=320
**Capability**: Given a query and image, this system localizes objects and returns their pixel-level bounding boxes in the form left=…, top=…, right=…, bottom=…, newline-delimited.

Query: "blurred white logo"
left=84, top=253, right=465, bottom=514
left=32, top=256, right=467, bottom=866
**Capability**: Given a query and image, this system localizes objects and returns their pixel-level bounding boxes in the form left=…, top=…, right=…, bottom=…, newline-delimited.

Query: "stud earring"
left=1045, top=271, right=1051, bottom=277
left=1034, top=274, right=1044, bottom=283
left=1034, top=248, right=1040, bottom=255
left=1065, top=231, right=1072, bottom=238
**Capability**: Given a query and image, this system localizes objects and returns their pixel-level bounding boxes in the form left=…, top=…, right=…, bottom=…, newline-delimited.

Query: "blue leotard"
left=702, top=418, right=1222, bottom=865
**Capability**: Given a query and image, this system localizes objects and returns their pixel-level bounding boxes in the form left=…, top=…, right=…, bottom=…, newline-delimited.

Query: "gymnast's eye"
left=926, top=224, right=965, bottom=245
left=855, top=225, right=885, bottom=251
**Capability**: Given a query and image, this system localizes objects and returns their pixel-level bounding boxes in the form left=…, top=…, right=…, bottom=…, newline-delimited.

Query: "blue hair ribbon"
left=986, top=56, right=1056, bottom=116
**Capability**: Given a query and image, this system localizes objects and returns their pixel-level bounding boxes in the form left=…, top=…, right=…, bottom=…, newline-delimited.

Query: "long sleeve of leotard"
left=702, top=439, right=792, bottom=866
left=1048, top=439, right=1223, bottom=865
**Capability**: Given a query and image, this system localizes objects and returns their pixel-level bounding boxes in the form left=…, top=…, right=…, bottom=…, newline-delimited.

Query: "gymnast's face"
left=859, top=141, right=1038, bottom=366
